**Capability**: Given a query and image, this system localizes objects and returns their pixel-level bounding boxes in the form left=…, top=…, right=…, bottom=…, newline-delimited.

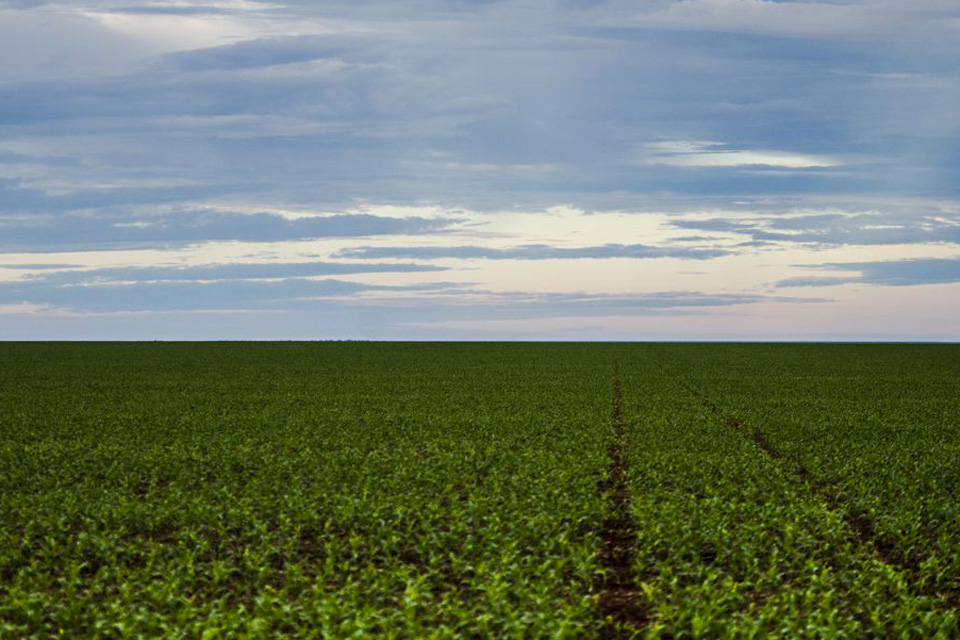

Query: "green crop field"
left=2, top=343, right=960, bottom=639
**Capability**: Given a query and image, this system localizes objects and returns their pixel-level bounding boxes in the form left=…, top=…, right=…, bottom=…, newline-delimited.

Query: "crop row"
left=1, top=343, right=613, bottom=638
left=616, top=351, right=957, bottom=638
left=4, top=343, right=959, bottom=638
left=647, top=344, right=960, bottom=603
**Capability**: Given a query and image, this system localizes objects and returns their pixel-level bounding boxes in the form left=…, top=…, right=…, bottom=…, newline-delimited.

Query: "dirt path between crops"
left=670, top=371, right=960, bottom=612
left=596, top=362, right=647, bottom=638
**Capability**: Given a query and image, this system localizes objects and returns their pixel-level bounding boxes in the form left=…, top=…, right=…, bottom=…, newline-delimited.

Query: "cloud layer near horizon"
left=2, top=0, right=960, bottom=340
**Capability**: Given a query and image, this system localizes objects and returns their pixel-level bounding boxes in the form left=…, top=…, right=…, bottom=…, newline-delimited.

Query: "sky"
left=1, top=0, right=960, bottom=341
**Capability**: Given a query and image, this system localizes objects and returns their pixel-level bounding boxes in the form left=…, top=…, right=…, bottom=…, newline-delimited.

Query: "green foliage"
left=2, top=343, right=958, bottom=638
left=650, top=346, right=960, bottom=599
left=621, top=352, right=958, bottom=638
left=0, top=343, right=609, bottom=638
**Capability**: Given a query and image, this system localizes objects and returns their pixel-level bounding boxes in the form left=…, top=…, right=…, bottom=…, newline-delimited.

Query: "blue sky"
left=1, top=0, right=959, bottom=340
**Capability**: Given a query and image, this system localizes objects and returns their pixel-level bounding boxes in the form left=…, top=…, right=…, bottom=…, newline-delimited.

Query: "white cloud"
left=639, top=141, right=842, bottom=169
left=0, top=302, right=49, bottom=315
left=80, top=10, right=260, bottom=53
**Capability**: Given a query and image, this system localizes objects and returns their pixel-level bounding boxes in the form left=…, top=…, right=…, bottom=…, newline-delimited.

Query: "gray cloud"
left=335, top=243, right=731, bottom=260
left=160, top=35, right=381, bottom=72
left=617, top=0, right=960, bottom=38
left=670, top=218, right=750, bottom=233
left=0, top=181, right=234, bottom=214
left=0, top=279, right=828, bottom=341
left=0, top=210, right=461, bottom=251
left=104, top=5, right=245, bottom=16
left=777, top=257, right=960, bottom=287
left=398, top=289, right=821, bottom=317
left=14, top=261, right=445, bottom=284
left=0, top=276, right=369, bottom=313
left=1, top=0, right=958, bottom=338
left=0, top=7, right=154, bottom=81
left=670, top=212, right=960, bottom=247
left=0, top=263, right=83, bottom=270
left=6, top=0, right=955, bottom=216
left=775, top=276, right=854, bottom=288
left=0, top=273, right=817, bottom=316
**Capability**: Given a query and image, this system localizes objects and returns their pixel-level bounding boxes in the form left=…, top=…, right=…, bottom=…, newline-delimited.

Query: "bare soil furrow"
left=596, top=362, right=647, bottom=638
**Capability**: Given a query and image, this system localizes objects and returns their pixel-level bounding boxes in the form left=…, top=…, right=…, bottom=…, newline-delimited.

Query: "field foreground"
left=2, top=343, right=960, bottom=638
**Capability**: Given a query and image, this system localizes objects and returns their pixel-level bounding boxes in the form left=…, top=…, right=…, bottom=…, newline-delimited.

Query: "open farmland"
left=2, top=343, right=960, bottom=638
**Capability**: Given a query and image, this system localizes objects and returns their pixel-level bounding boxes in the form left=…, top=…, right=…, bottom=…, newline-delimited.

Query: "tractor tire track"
left=595, top=361, right=647, bottom=638
left=667, top=368, right=960, bottom=612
